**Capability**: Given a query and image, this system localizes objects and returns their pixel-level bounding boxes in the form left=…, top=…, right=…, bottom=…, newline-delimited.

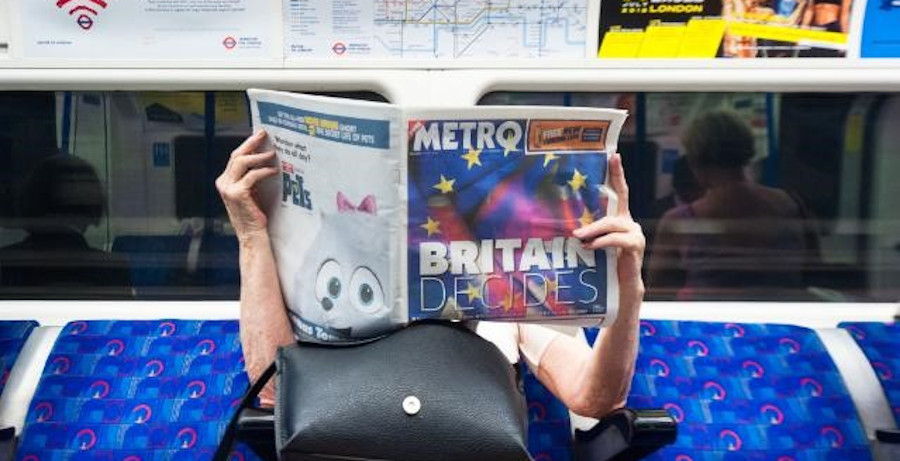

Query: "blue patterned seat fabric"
left=840, top=322, right=900, bottom=425
left=524, top=366, right=572, bottom=461
left=0, top=320, right=38, bottom=395
left=601, top=320, right=872, bottom=461
left=16, top=320, right=260, bottom=461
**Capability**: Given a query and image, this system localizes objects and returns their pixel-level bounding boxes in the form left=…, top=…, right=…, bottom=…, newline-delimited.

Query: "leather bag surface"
left=218, top=322, right=532, bottom=461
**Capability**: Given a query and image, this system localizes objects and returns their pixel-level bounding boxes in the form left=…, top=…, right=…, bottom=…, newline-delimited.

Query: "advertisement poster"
left=861, top=0, right=900, bottom=57
left=598, top=0, right=853, bottom=58
left=12, top=0, right=280, bottom=60
left=283, top=0, right=588, bottom=59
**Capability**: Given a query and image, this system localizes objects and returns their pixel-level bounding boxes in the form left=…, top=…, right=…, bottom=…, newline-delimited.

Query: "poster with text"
left=861, top=0, right=900, bottom=57
left=13, top=0, right=280, bottom=60
left=598, top=0, right=854, bottom=58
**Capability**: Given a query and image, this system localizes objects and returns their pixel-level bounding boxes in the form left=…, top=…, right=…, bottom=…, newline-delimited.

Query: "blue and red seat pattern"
left=0, top=320, right=37, bottom=395
left=16, top=320, right=258, bottom=461
left=524, top=366, right=572, bottom=461
left=610, top=320, right=872, bottom=461
left=840, top=322, right=900, bottom=425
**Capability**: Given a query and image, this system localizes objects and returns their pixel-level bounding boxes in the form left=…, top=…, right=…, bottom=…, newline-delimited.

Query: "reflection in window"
left=1, top=90, right=898, bottom=302
left=481, top=92, right=900, bottom=302
left=0, top=91, right=390, bottom=301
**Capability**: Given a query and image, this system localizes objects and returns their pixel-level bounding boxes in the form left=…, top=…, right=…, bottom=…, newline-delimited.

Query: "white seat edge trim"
left=816, top=327, right=897, bottom=457
left=0, top=326, right=61, bottom=435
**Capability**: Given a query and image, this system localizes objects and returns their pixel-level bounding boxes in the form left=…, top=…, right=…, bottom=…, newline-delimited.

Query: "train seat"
left=15, top=320, right=259, bottom=461
left=198, top=234, right=240, bottom=288
left=587, top=320, right=873, bottom=460
left=111, top=236, right=192, bottom=298
left=840, top=322, right=900, bottom=424
left=840, top=321, right=900, bottom=451
left=0, top=321, right=38, bottom=397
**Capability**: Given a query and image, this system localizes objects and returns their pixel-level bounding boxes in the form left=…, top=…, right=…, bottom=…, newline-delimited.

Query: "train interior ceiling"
left=0, top=90, right=898, bottom=303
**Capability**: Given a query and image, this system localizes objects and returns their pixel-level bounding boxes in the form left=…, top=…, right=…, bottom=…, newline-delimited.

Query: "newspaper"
left=249, top=89, right=627, bottom=342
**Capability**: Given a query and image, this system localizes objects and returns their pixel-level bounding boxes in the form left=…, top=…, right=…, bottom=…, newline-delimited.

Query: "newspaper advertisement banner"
left=13, top=0, right=280, bottom=60
left=598, top=0, right=854, bottom=58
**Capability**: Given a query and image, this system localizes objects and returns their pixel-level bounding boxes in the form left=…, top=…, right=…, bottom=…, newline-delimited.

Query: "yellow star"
left=545, top=277, right=558, bottom=295
left=543, top=153, right=558, bottom=167
left=461, top=148, right=482, bottom=169
left=579, top=208, right=595, bottom=228
left=568, top=169, right=588, bottom=192
left=432, top=174, right=456, bottom=194
left=463, top=283, right=482, bottom=302
left=499, top=293, right=521, bottom=313
left=420, top=217, right=441, bottom=236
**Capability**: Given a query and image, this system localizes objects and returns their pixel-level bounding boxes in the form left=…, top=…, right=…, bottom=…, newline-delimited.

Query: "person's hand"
left=572, top=153, right=646, bottom=307
left=215, top=130, right=279, bottom=241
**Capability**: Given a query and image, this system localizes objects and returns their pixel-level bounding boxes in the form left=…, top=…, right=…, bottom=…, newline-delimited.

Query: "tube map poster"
left=598, top=0, right=854, bottom=58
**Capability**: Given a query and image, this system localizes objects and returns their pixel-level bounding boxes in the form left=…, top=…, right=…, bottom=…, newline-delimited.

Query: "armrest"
left=573, top=408, right=677, bottom=461
left=876, top=429, right=900, bottom=444
left=236, top=408, right=276, bottom=461
left=0, top=426, right=16, bottom=461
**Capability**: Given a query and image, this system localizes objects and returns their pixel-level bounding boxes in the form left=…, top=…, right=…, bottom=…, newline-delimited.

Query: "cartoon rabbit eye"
left=315, top=260, right=342, bottom=302
left=350, top=267, right=384, bottom=314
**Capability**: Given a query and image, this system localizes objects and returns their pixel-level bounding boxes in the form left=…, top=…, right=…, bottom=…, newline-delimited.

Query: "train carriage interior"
left=0, top=1, right=899, bottom=460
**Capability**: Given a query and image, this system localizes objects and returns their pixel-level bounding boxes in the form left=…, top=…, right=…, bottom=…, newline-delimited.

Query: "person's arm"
left=788, top=0, right=808, bottom=24
left=802, top=0, right=815, bottom=26
left=840, top=0, right=851, bottom=32
left=216, top=130, right=294, bottom=407
left=525, top=153, right=645, bottom=418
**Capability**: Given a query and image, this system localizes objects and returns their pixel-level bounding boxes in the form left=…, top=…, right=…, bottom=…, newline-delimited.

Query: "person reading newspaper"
left=216, top=129, right=646, bottom=420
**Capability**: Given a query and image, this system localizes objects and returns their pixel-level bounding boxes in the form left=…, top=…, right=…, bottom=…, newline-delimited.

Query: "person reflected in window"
left=216, top=131, right=646, bottom=422
left=648, top=110, right=819, bottom=300
left=646, top=155, right=704, bottom=256
left=0, top=154, right=132, bottom=298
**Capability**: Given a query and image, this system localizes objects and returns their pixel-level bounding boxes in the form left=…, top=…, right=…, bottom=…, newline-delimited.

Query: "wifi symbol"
left=55, top=0, right=111, bottom=31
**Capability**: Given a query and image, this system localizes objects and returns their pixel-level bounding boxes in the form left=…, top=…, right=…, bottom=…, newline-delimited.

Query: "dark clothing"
left=0, top=231, right=132, bottom=299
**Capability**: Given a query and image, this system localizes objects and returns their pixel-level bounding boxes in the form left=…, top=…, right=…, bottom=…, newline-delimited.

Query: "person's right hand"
left=216, top=130, right=279, bottom=240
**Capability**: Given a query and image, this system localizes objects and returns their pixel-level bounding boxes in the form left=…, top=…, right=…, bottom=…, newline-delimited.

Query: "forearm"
left=581, top=296, right=642, bottom=415
left=238, top=233, right=294, bottom=403
left=533, top=298, right=641, bottom=418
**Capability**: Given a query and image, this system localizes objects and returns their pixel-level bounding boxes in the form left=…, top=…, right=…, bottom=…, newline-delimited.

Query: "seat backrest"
left=840, top=322, right=900, bottom=426
left=614, top=320, right=872, bottom=460
left=16, top=320, right=259, bottom=460
left=0, top=321, right=38, bottom=396
left=112, top=235, right=192, bottom=292
left=523, top=366, right=573, bottom=461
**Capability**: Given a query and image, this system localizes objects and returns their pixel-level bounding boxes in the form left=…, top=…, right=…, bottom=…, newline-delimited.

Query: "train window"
left=2, top=90, right=897, bottom=303
left=481, top=92, right=900, bottom=303
left=0, top=90, right=386, bottom=300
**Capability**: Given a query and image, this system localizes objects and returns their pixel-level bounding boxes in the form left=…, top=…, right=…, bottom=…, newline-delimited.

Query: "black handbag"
left=216, top=321, right=531, bottom=461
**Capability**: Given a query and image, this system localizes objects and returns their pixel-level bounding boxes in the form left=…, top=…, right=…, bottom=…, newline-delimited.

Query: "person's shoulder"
left=754, top=186, right=805, bottom=216
left=661, top=202, right=696, bottom=221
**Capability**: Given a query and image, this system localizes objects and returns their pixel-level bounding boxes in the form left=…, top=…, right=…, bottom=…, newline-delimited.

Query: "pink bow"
left=336, top=192, right=377, bottom=214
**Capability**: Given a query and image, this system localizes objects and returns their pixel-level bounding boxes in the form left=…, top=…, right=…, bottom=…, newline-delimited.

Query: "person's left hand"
left=572, top=153, right=646, bottom=308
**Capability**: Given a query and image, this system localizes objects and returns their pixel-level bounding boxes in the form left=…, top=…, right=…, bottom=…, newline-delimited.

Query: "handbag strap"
left=213, top=361, right=277, bottom=461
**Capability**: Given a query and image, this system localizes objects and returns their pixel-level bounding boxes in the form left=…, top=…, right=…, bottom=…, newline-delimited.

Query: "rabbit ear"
left=357, top=195, right=377, bottom=214
left=336, top=192, right=355, bottom=213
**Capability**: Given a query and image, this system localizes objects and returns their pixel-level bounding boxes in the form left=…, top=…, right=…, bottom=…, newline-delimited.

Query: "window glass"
left=482, top=92, right=900, bottom=302
left=0, top=90, right=385, bottom=300
left=1, top=90, right=897, bottom=302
